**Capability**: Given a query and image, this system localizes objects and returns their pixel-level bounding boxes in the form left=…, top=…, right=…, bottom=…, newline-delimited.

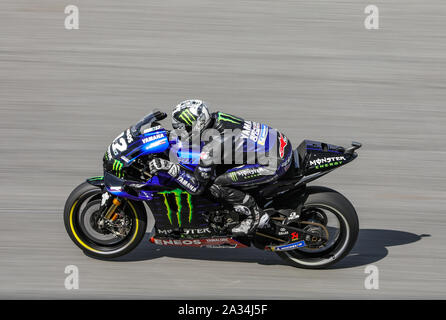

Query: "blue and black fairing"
left=105, top=127, right=169, bottom=165
left=125, top=129, right=170, bottom=164
left=97, top=112, right=176, bottom=197
left=104, top=111, right=169, bottom=162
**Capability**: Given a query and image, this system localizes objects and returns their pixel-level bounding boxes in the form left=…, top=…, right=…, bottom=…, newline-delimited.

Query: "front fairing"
left=103, top=124, right=207, bottom=199
left=104, top=127, right=170, bottom=165
left=103, top=171, right=178, bottom=201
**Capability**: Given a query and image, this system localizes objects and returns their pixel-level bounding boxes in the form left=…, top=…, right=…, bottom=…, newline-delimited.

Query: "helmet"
left=172, top=99, right=211, bottom=133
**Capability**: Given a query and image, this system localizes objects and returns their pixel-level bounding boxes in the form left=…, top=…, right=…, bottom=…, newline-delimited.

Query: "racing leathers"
left=149, top=111, right=293, bottom=236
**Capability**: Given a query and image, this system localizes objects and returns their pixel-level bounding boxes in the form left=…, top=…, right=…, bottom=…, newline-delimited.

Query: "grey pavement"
left=0, top=0, right=445, bottom=298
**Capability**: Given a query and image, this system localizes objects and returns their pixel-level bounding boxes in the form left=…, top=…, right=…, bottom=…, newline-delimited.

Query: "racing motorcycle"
left=64, top=111, right=361, bottom=268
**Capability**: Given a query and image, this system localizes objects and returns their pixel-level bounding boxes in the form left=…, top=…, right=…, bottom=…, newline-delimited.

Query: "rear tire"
left=276, top=186, right=359, bottom=269
left=63, top=182, right=147, bottom=259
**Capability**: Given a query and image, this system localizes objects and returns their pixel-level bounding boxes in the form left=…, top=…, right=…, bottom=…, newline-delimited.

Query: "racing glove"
left=148, top=158, right=180, bottom=178
left=149, top=158, right=206, bottom=195
left=194, top=165, right=215, bottom=183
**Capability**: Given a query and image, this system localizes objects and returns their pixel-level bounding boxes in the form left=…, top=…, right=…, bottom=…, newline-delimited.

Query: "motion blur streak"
left=0, top=0, right=445, bottom=298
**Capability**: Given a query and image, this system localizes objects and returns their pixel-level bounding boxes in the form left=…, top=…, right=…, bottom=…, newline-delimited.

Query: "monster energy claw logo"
left=178, top=109, right=196, bottom=126
left=113, top=160, right=124, bottom=178
left=217, top=112, right=242, bottom=124
left=229, top=172, right=238, bottom=181
left=159, top=189, right=193, bottom=227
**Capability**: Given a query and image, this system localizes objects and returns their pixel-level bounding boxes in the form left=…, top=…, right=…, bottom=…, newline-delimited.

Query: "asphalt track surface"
left=1, top=0, right=446, bottom=299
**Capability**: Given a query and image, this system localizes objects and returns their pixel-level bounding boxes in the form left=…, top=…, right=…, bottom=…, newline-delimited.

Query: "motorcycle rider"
left=148, top=99, right=293, bottom=236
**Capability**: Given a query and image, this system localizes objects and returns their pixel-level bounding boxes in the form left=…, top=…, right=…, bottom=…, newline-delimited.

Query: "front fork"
left=104, top=197, right=122, bottom=221
left=98, top=193, right=122, bottom=229
left=98, top=193, right=134, bottom=238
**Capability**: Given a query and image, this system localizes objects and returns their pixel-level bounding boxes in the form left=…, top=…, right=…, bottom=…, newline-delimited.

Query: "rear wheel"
left=276, top=186, right=359, bottom=269
left=63, top=182, right=147, bottom=259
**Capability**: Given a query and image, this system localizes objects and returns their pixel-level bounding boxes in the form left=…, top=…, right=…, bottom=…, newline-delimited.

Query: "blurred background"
left=0, top=0, right=445, bottom=298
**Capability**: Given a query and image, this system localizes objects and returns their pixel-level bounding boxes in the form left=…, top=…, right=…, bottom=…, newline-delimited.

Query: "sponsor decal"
left=241, top=121, right=262, bottom=142
left=279, top=133, right=288, bottom=158
left=143, top=125, right=161, bottom=133
left=157, top=228, right=211, bottom=236
left=217, top=112, right=242, bottom=124
left=157, top=229, right=174, bottom=235
left=158, top=189, right=193, bottom=227
left=151, top=237, right=247, bottom=248
left=272, top=240, right=306, bottom=252
left=176, top=175, right=199, bottom=193
left=238, top=167, right=261, bottom=177
left=189, top=228, right=212, bottom=235
left=153, top=238, right=202, bottom=246
left=205, top=237, right=233, bottom=243
left=257, top=124, right=268, bottom=146
left=178, top=109, right=196, bottom=126
left=113, top=160, right=124, bottom=178
left=126, top=129, right=133, bottom=143
left=291, top=232, right=299, bottom=240
left=205, top=244, right=237, bottom=248
left=142, top=133, right=164, bottom=144
left=278, top=227, right=289, bottom=236
left=229, top=167, right=266, bottom=182
left=309, top=156, right=346, bottom=168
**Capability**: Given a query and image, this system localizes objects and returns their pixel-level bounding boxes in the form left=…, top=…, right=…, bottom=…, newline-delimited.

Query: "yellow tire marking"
left=69, top=199, right=139, bottom=254
left=69, top=200, right=101, bottom=253
left=127, top=201, right=139, bottom=245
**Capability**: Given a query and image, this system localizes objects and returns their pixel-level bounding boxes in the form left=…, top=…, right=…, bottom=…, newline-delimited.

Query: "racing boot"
left=208, top=183, right=269, bottom=236
left=231, top=203, right=267, bottom=236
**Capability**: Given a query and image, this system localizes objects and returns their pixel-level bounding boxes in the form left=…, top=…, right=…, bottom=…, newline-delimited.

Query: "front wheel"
left=276, top=186, right=359, bottom=269
left=63, top=182, right=147, bottom=259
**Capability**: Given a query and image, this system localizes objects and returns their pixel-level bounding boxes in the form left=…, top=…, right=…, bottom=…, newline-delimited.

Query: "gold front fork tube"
left=104, top=198, right=122, bottom=220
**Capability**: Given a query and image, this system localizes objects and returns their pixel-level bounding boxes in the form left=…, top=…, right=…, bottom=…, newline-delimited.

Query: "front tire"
left=63, top=182, right=147, bottom=259
left=276, top=186, right=359, bottom=269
